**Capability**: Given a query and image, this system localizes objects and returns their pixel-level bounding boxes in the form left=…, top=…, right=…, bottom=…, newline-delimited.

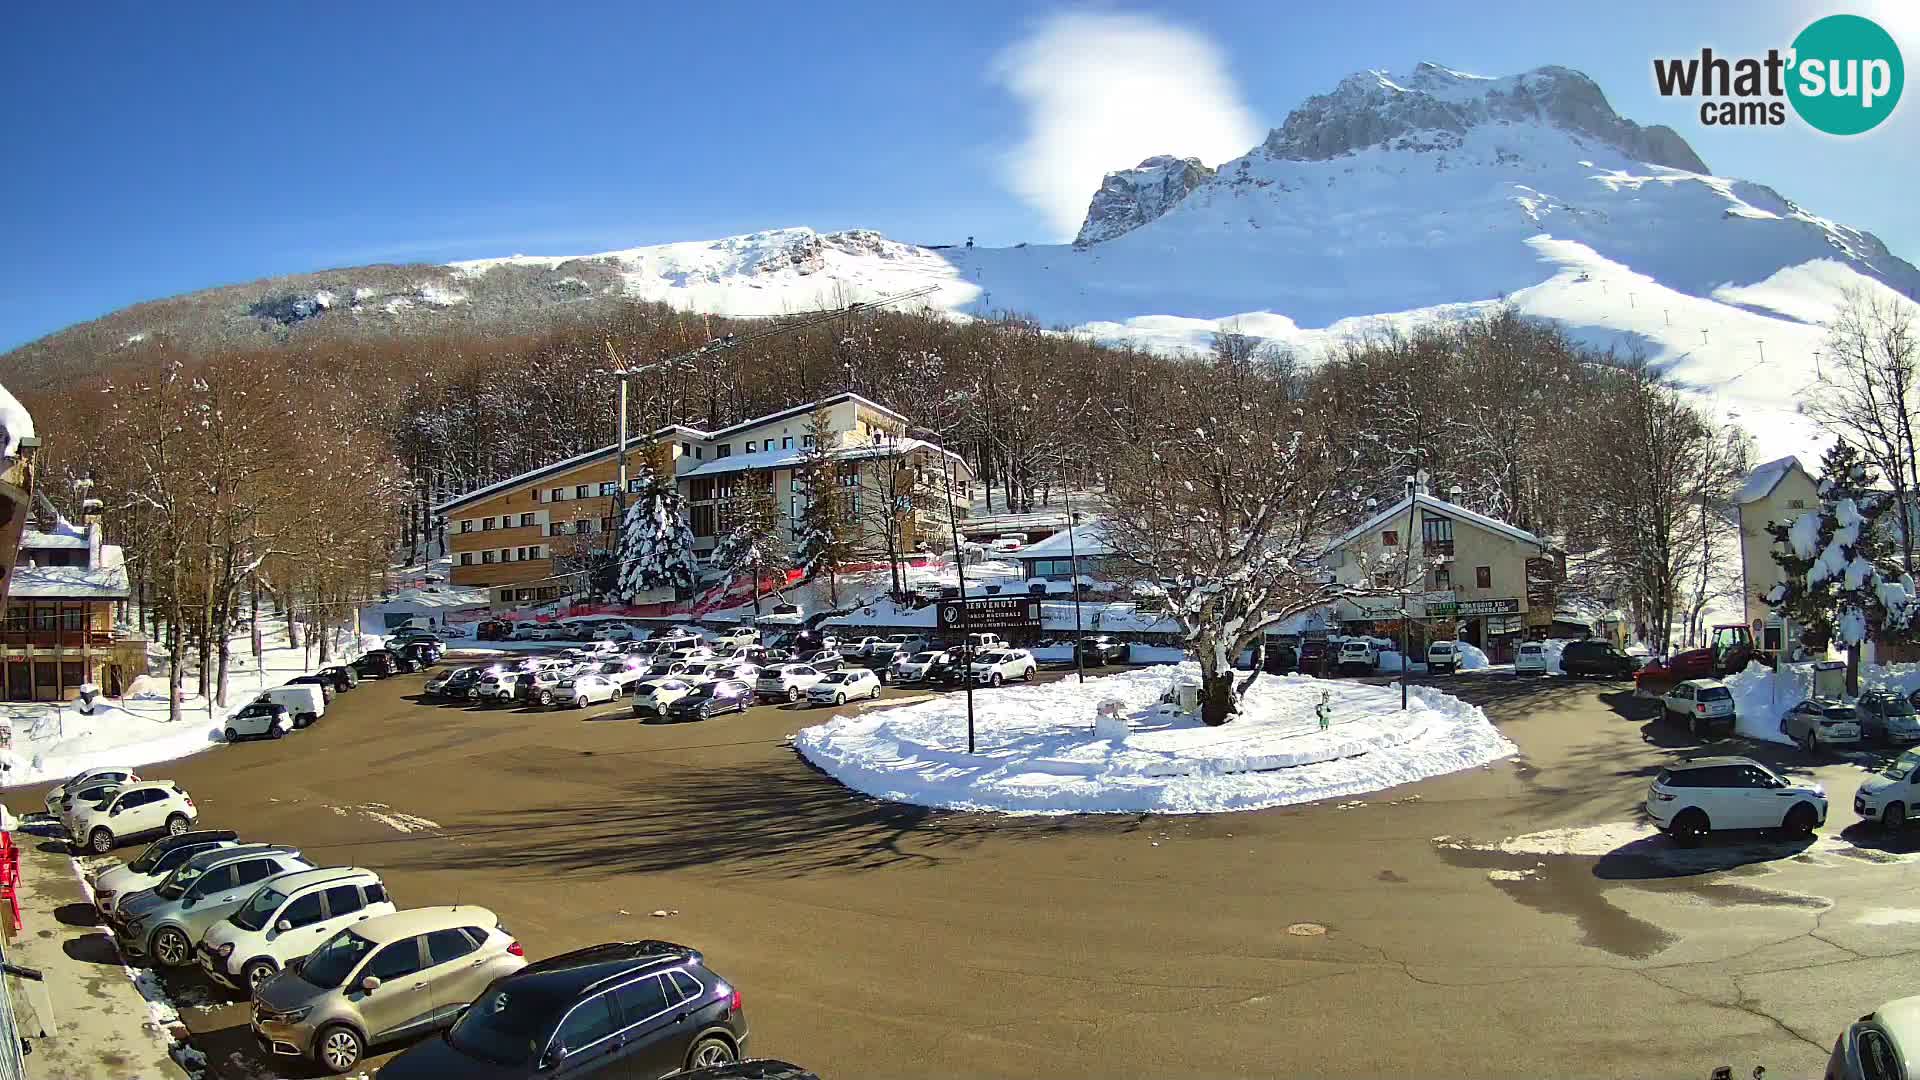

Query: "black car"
left=678, top=1063, right=819, bottom=1080
left=401, top=641, right=445, bottom=669
left=1297, top=639, right=1330, bottom=676
left=353, top=649, right=402, bottom=678
left=426, top=665, right=486, bottom=700
left=1261, top=641, right=1299, bottom=675
left=375, top=940, right=749, bottom=1079
left=1078, top=636, right=1129, bottom=666
left=663, top=680, right=755, bottom=723
left=309, top=664, right=357, bottom=692
left=1559, top=640, right=1639, bottom=678
left=927, top=650, right=971, bottom=687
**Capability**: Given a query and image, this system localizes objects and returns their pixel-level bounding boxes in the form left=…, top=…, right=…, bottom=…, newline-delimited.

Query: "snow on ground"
left=793, top=663, right=1515, bottom=815
left=0, top=616, right=367, bottom=787
left=1455, top=642, right=1491, bottom=671
left=1726, top=660, right=1920, bottom=745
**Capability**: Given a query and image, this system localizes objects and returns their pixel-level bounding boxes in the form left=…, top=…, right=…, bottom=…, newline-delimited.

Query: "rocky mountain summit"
left=1074, top=155, right=1217, bottom=246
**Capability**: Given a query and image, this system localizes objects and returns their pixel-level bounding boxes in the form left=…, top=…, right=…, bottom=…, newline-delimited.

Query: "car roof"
left=508, top=939, right=700, bottom=997
left=113, top=780, right=183, bottom=797
left=252, top=866, right=378, bottom=894
left=1666, top=755, right=1758, bottom=771
left=186, top=843, right=299, bottom=870
left=148, top=829, right=238, bottom=852
left=1872, top=996, right=1920, bottom=1059
left=355, top=905, right=499, bottom=944
left=1676, top=679, right=1727, bottom=689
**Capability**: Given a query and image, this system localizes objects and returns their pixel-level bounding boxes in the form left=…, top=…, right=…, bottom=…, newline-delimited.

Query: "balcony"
left=1422, top=540, right=1454, bottom=558
left=2, top=629, right=120, bottom=651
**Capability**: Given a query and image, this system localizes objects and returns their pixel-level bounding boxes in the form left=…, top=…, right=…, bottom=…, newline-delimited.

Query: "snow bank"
left=793, top=664, right=1516, bottom=814
left=1128, top=644, right=1187, bottom=664
left=1725, top=660, right=1920, bottom=745
left=1455, top=642, right=1490, bottom=670
left=0, top=702, right=220, bottom=787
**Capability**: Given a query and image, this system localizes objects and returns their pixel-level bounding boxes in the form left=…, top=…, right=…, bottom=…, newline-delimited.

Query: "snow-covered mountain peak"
left=1261, top=63, right=1708, bottom=174
left=1074, top=155, right=1218, bottom=246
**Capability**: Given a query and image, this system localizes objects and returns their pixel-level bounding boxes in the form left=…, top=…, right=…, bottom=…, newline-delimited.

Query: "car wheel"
left=1801, top=731, right=1817, bottom=755
left=870, top=684, right=882, bottom=700
left=224, top=727, right=238, bottom=742
left=243, top=958, right=278, bottom=991
left=1023, top=667, right=1035, bottom=681
left=787, top=687, right=801, bottom=703
left=834, top=693, right=846, bottom=705
left=1783, top=802, right=1818, bottom=838
left=1670, top=809, right=1709, bottom=848
left=1884, top=802, right=1907, bottom=831
left=151, top=925, right=192, bottom=967
left=315, top=1024, right=364, bottom=1074
left=687, top=1036, right=736, bottom=1071
left=1689, top=716, right=1703, bottom=738
left=88, top=827, right=115, bottom=853
left=990, top=673, right=1003, bottom=687
left=165, top=814, right=189, bottom=836
left=270, top=724, right=285, bottom=739
left=538, top=690, right=553, bottom=707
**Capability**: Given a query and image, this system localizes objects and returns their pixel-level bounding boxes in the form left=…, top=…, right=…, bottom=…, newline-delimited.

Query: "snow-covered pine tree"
left=617, top=469, right=700, bottom=601
left=1764, top=440, right=1916, bottom=694
left=709, top=485, right=790, bottom=615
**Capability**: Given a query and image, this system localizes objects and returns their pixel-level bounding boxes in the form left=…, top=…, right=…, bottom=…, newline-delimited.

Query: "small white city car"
left=631, top=678, right=698, bottom=718
left=226, top=700, right=295, bottom=742
left=197, top=866, right=396, bottom=992
left=1513, top=642, right=1550, bottom=675
left=1645, top=756, right=1825, bottom=847
left=556, top=673, right=622, bottom=709
left=807, top=668, right=884, bottom=705
left=755, top=663, right=827, bottom=703
left=71, top=781, right=199, bottom=854
left=1426, top=640, right=1459, bottom=675
left=890, top=651, right=946, bottom=684
left=1854, top=747, right=1920, bottom=831
left=970, top=649, right=1038, bottom=686
left=472, top=670, right=521, bottom=705
left=1660, top=679, right=1736, bottom=737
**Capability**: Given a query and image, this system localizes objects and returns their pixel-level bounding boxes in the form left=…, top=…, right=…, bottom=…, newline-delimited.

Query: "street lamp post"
left=917, top=427, right=977, bottom=753
left=1066, top=491, right=1085, bottom=684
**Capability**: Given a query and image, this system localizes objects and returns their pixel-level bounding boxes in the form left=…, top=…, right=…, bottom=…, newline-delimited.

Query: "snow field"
left=793, top=663, right=1515, bottom=814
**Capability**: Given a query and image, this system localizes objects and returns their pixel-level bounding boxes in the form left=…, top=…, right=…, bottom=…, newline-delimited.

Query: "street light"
left=912, top=425, right=976, bottom=753
left=1066, top=492, right=1085, bottom=684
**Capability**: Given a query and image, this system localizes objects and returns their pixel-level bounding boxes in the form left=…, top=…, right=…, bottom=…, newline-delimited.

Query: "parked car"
left=557, top=673, right=625, bottom=709
left=375, top=939, right=749, bottom=1079
left=387, top=628, right=441, bottom=648
left=316, top=664, right=360, bottom=691
left=963, top=632, right=1004, bottom=652
left=665, top=679, right=756, bottom=722
left=250, top=905, right=526, bottom=1074
left=114, top=844, right=314, bottom=966
left=970, top=649, right=1038, bottom=686
left=927, top=650, right=971, bottom=687
left=1513, top=641, right=1550, bottom=675
left=1079, top=636, right=1129, bottom=667
left=473, top=670, right=523, bottom=705
left=710, top=626, right=758, bottom=646
left=843, top=636, right=885, bottom=658
left=632, top=679, right=699, bottom=719
left=1824, top=993, right=1920, bottom=1080
left=198, top=866, right=397, bottom=992
left=673, top=660, right=731, bottom=686
left=754, top=663, right=827, bottom=703
left=259, top=683, right=327, bottom=728
left=1559, top=639, right=1639, bottom=678
left=520, top=667, right=582, bottom=708
left=1854, top=748, right=1920, bottom=830
left=70, top=780, right=199, bottom=854
left=596, top=660, right=655, bottom=693
left=225, top=700, right=294, bottom=742
left=91, top=830, right=240, bottom=921
left=888, top=651, right=944, bottom=686
left=475, top=619, right=512, bottom=641
left=592, top=623, right=638, bottom=643
left=989, top=536, right=1024, bottom=554
left=1644, top=756, right=1825, bottom=847
left=1659, top=679, right=1737, bottom=737
left=530, top=624, right=569, bottom=641
left=510, top=623, right=541, bottom=641
left=425, top=665, right=486, bottom=700
left=45, top=765, right=138, bottom=819
left=1297, top=639, right=1330, bottom=677
left=283, top=673, right=337, bottom=705
left=1332, top=639, right=1378, bottom=676
left=400, top=641, right=444, bottom=669
left=1782, top=697, right=1863, bottom=752
left=1426, top=640, right=1460, bottom=675
left=648, top=627, right=701, bottom=644
left=807, top=668, right=883, bottom=706
left=1856, top=690, right=1920, bottom=747
left=353, top=650, right=403, bottom=678
left=800, top=649, right=843, bottom=671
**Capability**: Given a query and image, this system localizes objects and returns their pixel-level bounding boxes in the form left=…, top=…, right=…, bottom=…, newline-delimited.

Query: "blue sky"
left=1, top=1, right=1913, bottom=350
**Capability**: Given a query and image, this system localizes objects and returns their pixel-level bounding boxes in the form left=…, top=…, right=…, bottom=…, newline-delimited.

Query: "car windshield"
left=228, top=886, right=287, bottom=932
left=1884, top=748, right=1920, bottom=780
left=910, top=652, right=938, bottom=664
left=155, top=864, right=201, bottom=900
left=128, top=841, right=180, bottom=874
left=299, top=930, right=376, bottom=990
left=1432, top=644, right=1454, bottom=653
left=447, top=984, right=569, bottom=1067
left=1880, top=697, right=1918, bottom=717
left=818, top=673, right=848, bottom=684
left=1824, top=705, right=1858, bottom=719
left=976, top=652, right=1006, bottom=664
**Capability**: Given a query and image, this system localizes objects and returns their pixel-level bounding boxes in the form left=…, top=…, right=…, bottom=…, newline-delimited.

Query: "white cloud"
left=992, top=12, right=1262, bottom=239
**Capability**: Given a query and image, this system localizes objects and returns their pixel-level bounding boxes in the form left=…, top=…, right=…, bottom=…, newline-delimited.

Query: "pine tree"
left=791, top=411, right=854, bottom=604
left=617, top=468, right=700, bottom=601
left=710, top=485, right=790, bottom=615
left=1764, top=440, right=1916, bottom=693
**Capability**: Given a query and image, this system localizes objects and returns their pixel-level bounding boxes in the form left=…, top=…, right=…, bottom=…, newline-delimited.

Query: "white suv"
left=197, top=866, right=396, bottom=992
left=1645, top=756, right=1826, bottom=847
left=71, top=781, right=199, bottom=854
left=890, top=650, right=946, bottom=684
left=756, top=663, right=827, bottom=703
left=710, top=626, right=758, bottom=645
left=807, top=668, right=883, bottom=706
left=970, top=649, right=1038, bottom=686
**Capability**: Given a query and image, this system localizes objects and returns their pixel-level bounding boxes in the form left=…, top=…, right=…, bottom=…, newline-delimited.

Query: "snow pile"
left=793, top=664, right=1516, bottom=814
left=1455, top=642, right=1490, bottom=670
left=0, top=378, right=34, bottom=458
left=1725, top=660, right=1920, bottom=745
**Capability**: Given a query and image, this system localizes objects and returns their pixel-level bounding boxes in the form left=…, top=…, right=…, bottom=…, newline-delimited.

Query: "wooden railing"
left=0, top=630, right=119, bottom=649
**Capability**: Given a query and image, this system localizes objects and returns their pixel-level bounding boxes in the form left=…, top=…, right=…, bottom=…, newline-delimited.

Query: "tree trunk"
left=1847, top=642, right=1862, bottom=697
left=167, top=556, right=184, bottom=724
left=285, top=581, right=302, bottom=651
left=250, top=574, right=262, bottom=659
left=1200, top=668, right=1237, bottom=727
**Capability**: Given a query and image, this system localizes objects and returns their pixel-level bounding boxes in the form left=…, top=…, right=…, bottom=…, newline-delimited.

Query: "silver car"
left=91, top=830, right=239, bottom=920
left=113, top=845, right=313, bottom=966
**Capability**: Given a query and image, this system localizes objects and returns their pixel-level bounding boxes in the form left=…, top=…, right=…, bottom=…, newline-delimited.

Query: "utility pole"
left=920, top=426, right=977, bottom=752
left=1066, top=490, right=1085, bottom=684
left=1401, top=469, right=1427, bottom=710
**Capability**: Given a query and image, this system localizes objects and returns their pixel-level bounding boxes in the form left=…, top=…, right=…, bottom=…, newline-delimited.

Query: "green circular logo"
left=1788, top=14, right=1904, bottom=135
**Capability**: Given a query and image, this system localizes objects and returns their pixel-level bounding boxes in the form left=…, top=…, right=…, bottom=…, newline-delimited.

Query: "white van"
left=258, top=685, right=326, bottom=728
left=1427, top=640, right=1460, bottom=675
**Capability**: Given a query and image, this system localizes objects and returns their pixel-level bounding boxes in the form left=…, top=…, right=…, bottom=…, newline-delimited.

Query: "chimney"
left=82, top=497, right=104, bottom=528
left=1448, top=484, right=1464, bottom=505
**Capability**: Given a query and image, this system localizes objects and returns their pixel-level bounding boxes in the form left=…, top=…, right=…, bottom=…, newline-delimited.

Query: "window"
left=575, top=485, right=590, bottom=499
left=628, top=478, right=644, bottom=492
left=1475, top=566, right=1491, bottom=589
left=4, top=606, right=25, bottom=633
left=575, top=519, right=592, bottom=535
left=551, top=487, right=567, bottom=501
left=549, top=522, right=565, bottom=536
left=599, top=481, right=617, bottom=496
left=234, top=859, right=279, bottom=886
left=554, top=996, right=620, bottom=1053
left=691, top=505, right=715, bottom=537
left=611, top=975, right=672, bottom=1024
left=529, top=545, right=543, bottom=559
left=1422, top=516, right=1454, bottom=554
left=1431, top=566, right=1450, bottom=591
left=1787, top=498, right=1807, bottom=509
left=516, top=547, right=528, bottom=561
left=1381, top=530, right=1398, bottom=547
left=281, top=891, right=326, bottom=928
left=499, top=590, right=513, bottom=603
left=34, top=607, right=56, bottom=631
left=186, top=865, right=237, bottom=898
left=668, top=970, right=702, bottom=1002
left=459, top=520, right=473, bottom=533
left=531, top=488, right=542, bottom=502
left=681, top=441, right=692, bottom=456
left=600, top=516, right=612, bottom=533
left=481, top=517, right=495, bottom=531
left=782, top=436, right=793, bottom=449
left=365, top=939, right=426, bottom=982
left=745, top=440, right=757, bottom=452
left=1372, top=571, right=1391, bottom=588
left=481, top=551, right=495, bottom=564
left=695, top=446, right=703, bottom=459
left=803, top=433, right=814, bottom=448
left=716, top=444, right=731, bottom=458
left=424, top=928, right=478, bottom=965
left=519, top=513, right=535, bottom=527
left=63, top=608, right=87, bottom=631
left=322, top=884, right=365, bottom=918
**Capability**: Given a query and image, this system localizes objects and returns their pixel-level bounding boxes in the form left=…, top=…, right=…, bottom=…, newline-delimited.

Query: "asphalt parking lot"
left=14, top=659, right=1920, bottom=1079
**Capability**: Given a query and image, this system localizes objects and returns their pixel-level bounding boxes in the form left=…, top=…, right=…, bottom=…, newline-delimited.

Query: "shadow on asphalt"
left=1836, top=821, right=1920, bottom=856
left=52, top=902, right=100, bottom=928
left=1592, top=832, right=1816, bottom=880
left=411, top=760, right=1131, bottom=878
left=60, top=930, right=121, bottom=967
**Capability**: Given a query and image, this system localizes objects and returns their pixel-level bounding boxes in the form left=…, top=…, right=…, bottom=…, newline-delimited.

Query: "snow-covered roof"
left=374, top=585, right=491, bottom=610
left=20, top=528, right=89, bottom=550
left=8, top=544, right=129, bottom=599
left=704, top=392, right=905, bottom=439
left=678, top=437, right=963, bottom=479
left=1016, top=522, right=1114, bottom=560
left=1328, top=492, right=1548, bottom=553
left=1733, top=455, right=1809, bottom=505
